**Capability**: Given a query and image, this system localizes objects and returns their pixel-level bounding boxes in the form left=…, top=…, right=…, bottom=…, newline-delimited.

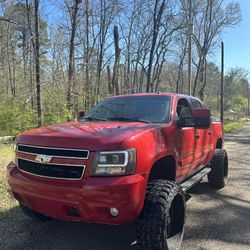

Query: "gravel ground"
left=1, top=126, right=250, bottom=250
left=182, top=125, right=250, bottom=250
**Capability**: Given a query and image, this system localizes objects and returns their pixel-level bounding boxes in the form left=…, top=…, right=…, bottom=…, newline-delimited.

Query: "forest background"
left=0, top=0, right=249, bottom=136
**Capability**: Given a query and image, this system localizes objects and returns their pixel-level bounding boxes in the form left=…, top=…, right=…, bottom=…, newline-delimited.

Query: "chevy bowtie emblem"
left=35, top=154, right=53, bottom=163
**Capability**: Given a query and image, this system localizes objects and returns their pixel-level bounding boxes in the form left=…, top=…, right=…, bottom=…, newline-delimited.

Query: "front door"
left=175, top=98, right=204, bottom=181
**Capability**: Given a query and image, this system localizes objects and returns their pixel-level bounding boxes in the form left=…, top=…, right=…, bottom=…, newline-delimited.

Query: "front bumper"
left=7, top=162, right=147, bottom=224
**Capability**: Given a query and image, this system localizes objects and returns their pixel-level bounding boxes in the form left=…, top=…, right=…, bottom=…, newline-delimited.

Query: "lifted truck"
left=7, top=93, right=228, bottom=250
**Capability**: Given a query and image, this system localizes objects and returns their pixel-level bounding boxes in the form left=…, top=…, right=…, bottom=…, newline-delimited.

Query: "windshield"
left=81, top=96, right=171, bottom=123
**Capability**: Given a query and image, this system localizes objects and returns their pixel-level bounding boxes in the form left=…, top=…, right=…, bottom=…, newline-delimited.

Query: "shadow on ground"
left=224, top=128, right=250, bottom=145
left=0, top=205, right=137, bottom=250
left=184, top=180, right=250, bottom=248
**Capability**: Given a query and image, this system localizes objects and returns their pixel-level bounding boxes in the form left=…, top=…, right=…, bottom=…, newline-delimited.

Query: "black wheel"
left=136, top=180, right=185, bottom=250
left=19, top=203, right=52, bottom=221
left=208, top=149, right=228, bottom=188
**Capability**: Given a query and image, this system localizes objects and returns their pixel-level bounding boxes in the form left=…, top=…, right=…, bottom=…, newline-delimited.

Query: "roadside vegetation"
left=0, top=0, right=249, bottom=137
left=224, top=120, right=250, bottom=133
left=0, top=144, right=21, bottom=222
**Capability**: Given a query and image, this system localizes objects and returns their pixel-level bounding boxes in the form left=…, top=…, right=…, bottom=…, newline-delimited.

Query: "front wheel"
left=136, top=180, right=186, bottom=250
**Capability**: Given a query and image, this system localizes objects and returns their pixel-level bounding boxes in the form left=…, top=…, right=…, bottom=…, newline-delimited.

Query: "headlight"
left=90, top=149, right=136, bottom=176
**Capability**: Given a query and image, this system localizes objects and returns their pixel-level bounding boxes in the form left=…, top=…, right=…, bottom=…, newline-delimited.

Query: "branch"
left=0, top=17, right=27, bottom=30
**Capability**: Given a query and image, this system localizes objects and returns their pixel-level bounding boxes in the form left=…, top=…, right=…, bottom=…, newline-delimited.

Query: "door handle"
left=208, top=130, right=212, bottom=135
left=195, top=133, right=200, bottom=139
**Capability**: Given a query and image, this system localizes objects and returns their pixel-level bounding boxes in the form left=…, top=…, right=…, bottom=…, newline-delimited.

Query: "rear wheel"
left=19, top=203, right=52, bottom=221
left=136, top=180, right=185, bottom=250
left=208, top=149, right=228, bottom=188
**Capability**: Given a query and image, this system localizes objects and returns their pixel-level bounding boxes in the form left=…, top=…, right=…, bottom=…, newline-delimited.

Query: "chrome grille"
left=17, top=144, right=89, bottom=159
left=16, top=144, right=88, bottom=180
left=18, top=158, right=84, bottom=180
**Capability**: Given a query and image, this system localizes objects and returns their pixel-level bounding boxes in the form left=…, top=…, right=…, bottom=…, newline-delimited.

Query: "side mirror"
left=177, top=108, right=211, bottom=129
left=193, top=108, right=211, bottom=128
left=78, top=111, right=85, bottom=120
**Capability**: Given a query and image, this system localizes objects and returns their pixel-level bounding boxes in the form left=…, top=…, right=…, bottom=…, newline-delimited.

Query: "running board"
left=180, top=167, right=211, bottom=192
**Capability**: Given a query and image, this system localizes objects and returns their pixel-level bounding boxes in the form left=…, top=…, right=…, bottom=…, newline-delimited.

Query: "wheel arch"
left=216, top=138, right=223, bottom=148
left=148, top=155, right=176, bottom=182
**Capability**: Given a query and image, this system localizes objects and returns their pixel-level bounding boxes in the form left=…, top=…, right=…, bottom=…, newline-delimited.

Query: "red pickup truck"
left=7, top=93, right=228, bottom=250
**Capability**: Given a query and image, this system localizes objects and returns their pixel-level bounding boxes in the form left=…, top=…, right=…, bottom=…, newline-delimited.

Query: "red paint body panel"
left=7, top=93, right=223, bottom=224
left=7, top=162, right=146, bottom=224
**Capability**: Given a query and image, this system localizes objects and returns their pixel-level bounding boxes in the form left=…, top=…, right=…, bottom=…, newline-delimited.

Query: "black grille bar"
left=17, top=144, right=89, bottom=159
left=18, top=159, right=84, bottom=180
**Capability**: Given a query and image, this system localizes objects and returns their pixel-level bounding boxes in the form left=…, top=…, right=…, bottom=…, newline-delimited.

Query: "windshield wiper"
left=107, top=117, right=150, bottom=123
left=80, top=117, right=108, bottom=121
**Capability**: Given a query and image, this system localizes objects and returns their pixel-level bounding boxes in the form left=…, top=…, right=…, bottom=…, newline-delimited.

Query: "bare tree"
left=66, top=0, right=82, bottom=113
left=34, top=0, right=42, bottom=125
left=111, top=25, right=121, bottom=95
left=191, top=0, right=241, bottom=99
left=0, top=0, right=246, bottom=133
left=146, top=0, right=166, bottom=92
left=95, top=0, right=119, bottom=102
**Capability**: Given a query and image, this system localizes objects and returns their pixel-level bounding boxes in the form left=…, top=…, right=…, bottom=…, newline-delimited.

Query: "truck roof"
left=109, top=92, right=196, bottom=99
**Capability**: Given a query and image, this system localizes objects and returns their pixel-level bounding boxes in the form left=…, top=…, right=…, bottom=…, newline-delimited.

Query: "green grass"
left=0, top=144, right=21, bottom=221
left=224, top=120, right=250, bottom=133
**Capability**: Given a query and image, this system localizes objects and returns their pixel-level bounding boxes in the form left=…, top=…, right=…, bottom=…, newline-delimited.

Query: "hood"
left=16, top=121, right=160, bottom=151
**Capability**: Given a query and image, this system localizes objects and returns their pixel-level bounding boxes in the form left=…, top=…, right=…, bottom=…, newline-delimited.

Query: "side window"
left=191, top=99, right=204, bottom=109
left=176, top=98, right=192, bottom=118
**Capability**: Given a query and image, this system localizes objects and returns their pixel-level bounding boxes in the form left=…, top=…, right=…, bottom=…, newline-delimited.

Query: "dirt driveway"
left=1, top=126, right=250, bottom=250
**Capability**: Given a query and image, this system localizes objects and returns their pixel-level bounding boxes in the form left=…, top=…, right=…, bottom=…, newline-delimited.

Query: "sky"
left=215, top=0, right=250, bottom=74
left=41, top=0, right=249, bottom=76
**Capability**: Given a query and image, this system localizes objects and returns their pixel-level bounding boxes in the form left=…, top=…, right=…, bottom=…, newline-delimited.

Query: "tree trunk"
left=67, top=0, right=81, bottom=113
left=198, top=58, right=207, bottom=100
left=34, top=0, right=42, bottom=126
left=246, top=81, right=250, bottom=116
left=6, top=28, right=13, bottom=97
left=11, top=43, right=16, bottom=97
left=146, top=0, right=165, bottom=92
left=107, top=65, right=112, bottom=94
left=84, top=0, right=90, bottom=109
left=192, top=57, right=202, bottom=96
left=112, top=26, right=121, bottom=96
left=29, top=44, right=34, bottom=109
left=22, top=31, right=28, bottom=90
left=25, top=0, right=35, bottom=108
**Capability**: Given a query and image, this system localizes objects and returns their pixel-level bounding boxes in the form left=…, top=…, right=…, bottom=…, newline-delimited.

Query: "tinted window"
left=82, top=96, right=171, bottom=123
left=176, top=98, right=192, bottom=117
left=191, top=99, right=204, bottom=109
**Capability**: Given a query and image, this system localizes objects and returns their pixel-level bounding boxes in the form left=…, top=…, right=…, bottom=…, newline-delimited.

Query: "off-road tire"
left=19, top=203, right=52, bottom=221
left=136, top=180, right=185, bottom=250
left=208, top=149, right=228, bottom=188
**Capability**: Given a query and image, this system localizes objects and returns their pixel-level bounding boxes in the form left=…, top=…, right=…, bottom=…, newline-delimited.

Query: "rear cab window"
left=190, top=98, right=205, bottom=109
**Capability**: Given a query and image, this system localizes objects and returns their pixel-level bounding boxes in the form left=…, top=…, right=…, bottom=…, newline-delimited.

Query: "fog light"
left=110, top=207, right=119, bottom=217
